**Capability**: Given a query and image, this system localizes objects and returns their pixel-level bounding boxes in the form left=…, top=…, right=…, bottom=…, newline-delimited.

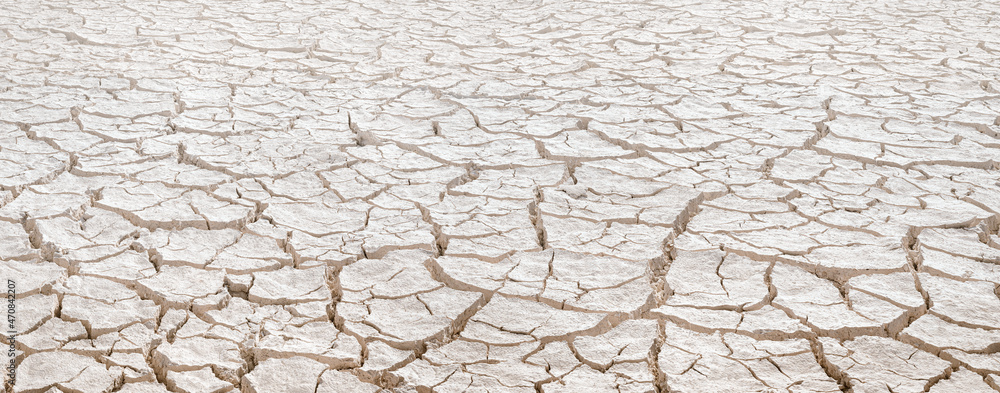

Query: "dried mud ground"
left=2, top=0, right=1000, bottom=392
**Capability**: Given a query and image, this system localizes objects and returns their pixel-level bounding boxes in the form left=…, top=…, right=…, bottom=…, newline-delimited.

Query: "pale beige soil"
left=2, top=0, right=1000, bottom=392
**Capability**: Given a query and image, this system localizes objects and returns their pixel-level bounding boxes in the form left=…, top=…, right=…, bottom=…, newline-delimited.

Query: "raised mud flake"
left=714, top=223, right=895, bottom=266
left=316, top=369, right=381, bottom=393
left=662, top=249, right=769, bottom=310
left=357, top=204, right=437, bottom=260
left=769, top=262, right=884, bottom=335
left=136, top=265, right=226, bottom=309
left=62, top=320, right=161, bottom=357
left=21, top=121, right=102, bottom=154
left=54, top=276, right=157, bottom=337
left=844, top=272, right=926, bottom=330
left=357, top=340, right=415, bottom=378
left=75, top=251, right=158, bottom=284
left=255, top=171, right=331, bottom=201
left=820, top=336, right=951, bottom=393
left=283, top=230, right=364, bottom=268
left=920, top=248, right=1000, bottom=285
left=542, top=217, right=674, bottom=261
left=104, top=352, right=157, bottom=384
left=538, top=187, right=643, bottom=223
left=133, top=228, right=292, bottom=274
left=96, top=181, right=255, bottom=230
left=178, top=131, right=353, bottom=178
left=172, top=311, right=249, bottom=346
left=0, top=220, right=38, bottom=260
left=540, top=366, right=655, bottom=393
left=391, top=360, right=465, bottom=392
left=30, top=207, right=141, bottom=265
left=180, top=296, right=288, bottom=341
left=165, top=367, right=234, bottom=393
left=539, top=184, right=702, bottom=228
left=69, top=141, right=154, bottom=177
left=261, top=200, right=369, bottom=237
left=0, top=188, right=93, bottom=225
left=571, top=159, right=679, bottom=198
left=685, top=206, right=809, bottom=234
left=919, top=273, right=1000, bottom=328
left=527, top=341, right=581, bottom=381
left=151, top=336, right=246, bottom=386
left=254, top=321, right=363, bottom=368
left=14, top=351, right=122, bottom=393
left=431, top=249, right=654, bottom=314
left=131, top=160, right=234, bottom=190
left=137, top=227, right=241, bottom=268
left=317, top=167, right=386, bottom=200
left=769, top=149, right=833, bottom=183
left=350, top=161, right=466, bottom=190
left=337, top=250, right=484, bottom=349
left=0, top=125, right=71, bottom=192
left=928, top=368, right=995, bottom=392
left=1, top=294, right=58, bottom=339
left=116, top=382, right=173, bottom=393
left=448, top=165, right=568, bottom=200
left=920, top=227, right=1000, bottom=263
left=15, top=317, right=88, bottom=356
left=207, top=232, right=294, bottom=274
left=589, top=119, right=735, bottom=153
left=82, top=90, right=175, bottom=119
left=0, top=173, right=120, bottom=223
left=440, top=217, right=541, bottom=262
left=899, top=314, right=1000, bottom=354
left=427, top=195, right=542, bottom=262
left=344, top=143, right=447, bottom=173
left=0, top=260, right=66, bottom=299
left=573, top=319, right=659, bottom=370
left=651, top=304, right=812, bottom=338
left=248, top=266, right=331, bottom=305
left=657, top=322, right=840, bottom=393
left=799, top=243, right=912, bottom=280
left=242, top=356, right=329, bottom=393
left=891, top=195, right=993, bottom=229
left=395, top=339, right=549, bottom=392
left=461, top=295, right=609, bottom=345
left=537, top=129, right=636, bottom=161
left=417, top=138, right=557, bottom=169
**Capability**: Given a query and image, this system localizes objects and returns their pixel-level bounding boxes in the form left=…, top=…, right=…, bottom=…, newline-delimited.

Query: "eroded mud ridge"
left=2, top=0, right=1000, bottom=392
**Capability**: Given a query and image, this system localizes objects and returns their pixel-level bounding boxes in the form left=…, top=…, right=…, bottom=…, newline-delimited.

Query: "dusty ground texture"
left=1, top=0, right=1000, bottom=392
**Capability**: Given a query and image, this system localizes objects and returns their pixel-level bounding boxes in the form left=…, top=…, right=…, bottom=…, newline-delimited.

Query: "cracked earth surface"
left=1, top=0, right=1000, bottom=392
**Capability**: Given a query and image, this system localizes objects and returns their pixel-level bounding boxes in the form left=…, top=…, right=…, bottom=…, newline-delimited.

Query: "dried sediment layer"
left=2, top=0, right=1000, bottom=392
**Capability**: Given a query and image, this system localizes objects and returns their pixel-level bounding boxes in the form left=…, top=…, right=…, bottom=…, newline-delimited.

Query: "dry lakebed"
left=2, top=0, right=1000, bottom=392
